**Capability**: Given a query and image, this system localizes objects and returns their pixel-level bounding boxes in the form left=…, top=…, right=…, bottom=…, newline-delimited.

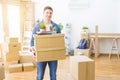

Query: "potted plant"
left=82, top=26, right=88, bottom=33
left=50, top=26, right=53, bottom=31
left=58, top=23, right=63, bottom=31
left=39, top=23, right=46, bottom=32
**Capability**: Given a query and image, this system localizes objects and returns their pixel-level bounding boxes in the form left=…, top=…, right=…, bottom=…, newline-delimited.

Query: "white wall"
left=34, top=0, right=120, bottom=53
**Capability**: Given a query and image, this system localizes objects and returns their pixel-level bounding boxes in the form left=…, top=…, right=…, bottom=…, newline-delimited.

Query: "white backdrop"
left=34, top=0, right=120, bottom=53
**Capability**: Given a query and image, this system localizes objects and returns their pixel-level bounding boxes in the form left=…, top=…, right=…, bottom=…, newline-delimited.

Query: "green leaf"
left=59, top=23, right=63, bottom=30
left=39, top=23, right=46, bottom=29
left=82, top=26, right=88, bottom=29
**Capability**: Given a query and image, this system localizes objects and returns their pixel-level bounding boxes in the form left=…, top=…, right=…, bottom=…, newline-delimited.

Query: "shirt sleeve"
left=30, top=24, right=40, bottom=47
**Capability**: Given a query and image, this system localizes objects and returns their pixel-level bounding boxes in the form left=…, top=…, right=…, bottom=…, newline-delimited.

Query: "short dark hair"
left=44, top=6, right=53, bottom=12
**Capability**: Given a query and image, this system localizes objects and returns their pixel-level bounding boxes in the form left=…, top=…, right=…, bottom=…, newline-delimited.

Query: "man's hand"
left=30, top=47, right=36, bottom=60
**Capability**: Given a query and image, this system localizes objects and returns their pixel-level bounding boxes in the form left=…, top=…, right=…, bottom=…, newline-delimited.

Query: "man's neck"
left=44, top=19, right=51, bottom=25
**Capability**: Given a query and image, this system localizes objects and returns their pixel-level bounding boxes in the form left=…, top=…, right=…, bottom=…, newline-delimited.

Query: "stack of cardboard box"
left=6, top=38, right=22, bottom=73
left=19, top=52, right=35, bottom=71
left=8, top=63, right=23, bottom=73
left=34, top=34, right=66, bottom=62
left=6, top=38, right=21, bottom=62
left=6, top=38, right=35, bottom=73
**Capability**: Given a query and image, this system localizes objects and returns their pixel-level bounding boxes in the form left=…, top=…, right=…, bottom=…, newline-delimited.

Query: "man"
left=30, top=6, right=61, bottom=80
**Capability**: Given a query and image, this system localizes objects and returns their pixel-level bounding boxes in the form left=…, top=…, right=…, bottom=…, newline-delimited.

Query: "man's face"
left=43, top=9, right=53, bottom=20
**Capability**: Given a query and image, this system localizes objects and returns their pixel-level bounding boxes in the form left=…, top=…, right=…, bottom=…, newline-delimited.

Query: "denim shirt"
left=30, top=21, right=61, bottom=47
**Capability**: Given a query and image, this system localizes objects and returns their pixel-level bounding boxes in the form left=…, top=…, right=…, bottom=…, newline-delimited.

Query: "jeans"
left=36, top=60, right=57, bottom=80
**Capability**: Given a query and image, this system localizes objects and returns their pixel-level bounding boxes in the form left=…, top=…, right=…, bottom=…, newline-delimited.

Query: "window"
left=8, top=5, right=20, bottom=40
left=0, top=4, right=3, bottom=59
left=0, top=4, right=3, bottom=43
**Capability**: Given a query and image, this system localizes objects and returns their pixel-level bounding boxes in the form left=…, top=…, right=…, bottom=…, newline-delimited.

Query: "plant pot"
left=40, top=29, right=46, bottom=32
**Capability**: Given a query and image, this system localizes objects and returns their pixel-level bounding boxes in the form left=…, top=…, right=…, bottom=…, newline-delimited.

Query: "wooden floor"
left=3, top=54, right=120, bottom=80
left=95, top=54, right=120, bottom=80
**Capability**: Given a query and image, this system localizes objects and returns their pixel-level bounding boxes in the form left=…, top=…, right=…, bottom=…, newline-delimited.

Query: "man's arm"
left=30, top=24, right=40, bottom=47
left=30, top=24, right=40, bottom=54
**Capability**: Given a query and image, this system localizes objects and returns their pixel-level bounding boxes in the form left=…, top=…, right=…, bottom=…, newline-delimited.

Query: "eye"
left=50, top=12, right=52, bottom=14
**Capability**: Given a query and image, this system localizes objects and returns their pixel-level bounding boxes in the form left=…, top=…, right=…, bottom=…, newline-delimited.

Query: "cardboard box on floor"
left=22, top=63, right=34, bottom=71
left=74, top=48, right=91, bottom=57
left=8, top=63, right=22, bottom=73
left=6, top=52, right=20, bottom=62
left=34, top=34, right=66, bottom=62
left=70, top=55, right=95, bottom=80
left=0, top=62, right=5, bottom=80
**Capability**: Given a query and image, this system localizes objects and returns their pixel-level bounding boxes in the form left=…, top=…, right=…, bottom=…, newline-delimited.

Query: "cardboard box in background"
left=34, top=34, right=66, bottom=62
left=19, top=53, right=34, bottom=63
left=70, top=55, right=95, bottom=80
left=22, top=63, right=34, bottom=71
left=8, top=43, right=21, bottom=52
left=81, top=33, right=89, bottom=39
left=6, top=52, right=20, bottom=62
left=74, top=49, right=91, bottom=57
left=0, top=62, right=5, bottom=80
left=9, top=37, right=18, bottom=43
left=19, top=53, right=36, bottom=66
left=8, top=63, right=22, bottom=73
